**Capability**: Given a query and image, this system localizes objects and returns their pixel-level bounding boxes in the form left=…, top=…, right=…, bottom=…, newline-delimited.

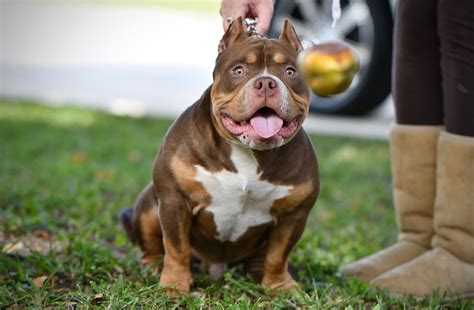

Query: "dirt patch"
left=1, top=230, right=63, bottom=257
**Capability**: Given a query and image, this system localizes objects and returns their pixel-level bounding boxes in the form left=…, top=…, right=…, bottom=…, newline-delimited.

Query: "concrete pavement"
left=0, top=1, right=394, bottom=139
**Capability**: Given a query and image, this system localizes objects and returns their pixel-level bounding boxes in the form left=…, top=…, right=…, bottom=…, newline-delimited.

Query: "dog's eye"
left=233, top=66, right=244, bottom=76
left=285, top=67, right=296, bottom=76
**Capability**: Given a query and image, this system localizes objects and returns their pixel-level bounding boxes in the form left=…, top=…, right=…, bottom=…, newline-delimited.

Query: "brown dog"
left=120, top=18, right=319, bottom=294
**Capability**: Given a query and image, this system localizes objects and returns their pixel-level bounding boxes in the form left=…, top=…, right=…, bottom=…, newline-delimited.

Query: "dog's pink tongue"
left=250, top=113, right=283, bottom=139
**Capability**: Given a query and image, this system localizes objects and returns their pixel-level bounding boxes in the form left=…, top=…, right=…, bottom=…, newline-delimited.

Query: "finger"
left=255, top=3, right=274, bottom=36
left=222, top=18, right=230, bottom=32
left=222, top=6, right=249, bottom=31
left=220, top=2, right=232, bottom=31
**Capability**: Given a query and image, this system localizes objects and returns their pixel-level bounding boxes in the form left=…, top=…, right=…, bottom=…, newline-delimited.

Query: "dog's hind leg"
left=120, top=182, right=165, bottom=272
left=244, top=244, right=267, bottom=283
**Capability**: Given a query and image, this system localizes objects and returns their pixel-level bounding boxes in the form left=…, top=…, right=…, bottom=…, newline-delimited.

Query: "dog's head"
left=210, top=18, right=310, bottom=150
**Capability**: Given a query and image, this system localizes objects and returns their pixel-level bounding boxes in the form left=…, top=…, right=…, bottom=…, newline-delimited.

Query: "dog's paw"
left=159, top=272, right=192, bottom=295
left=261, top=272, right=298, bottom=292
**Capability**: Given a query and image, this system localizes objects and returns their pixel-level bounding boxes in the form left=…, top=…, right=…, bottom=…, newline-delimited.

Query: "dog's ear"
left=218, top=17, right=247, bottom=54
left=279, top=20, right=303, bottom=54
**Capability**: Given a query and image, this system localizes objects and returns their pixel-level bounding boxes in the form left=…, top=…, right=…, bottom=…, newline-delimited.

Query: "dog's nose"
left=253, top=77, right=278, bottom=97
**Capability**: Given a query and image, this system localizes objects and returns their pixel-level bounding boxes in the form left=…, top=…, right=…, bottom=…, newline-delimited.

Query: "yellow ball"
left=298, top=42, right=359, bottom=97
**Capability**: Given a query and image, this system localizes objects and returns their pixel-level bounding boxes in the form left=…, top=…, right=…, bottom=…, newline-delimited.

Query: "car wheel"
left=269, top=0, right=393, bottom=115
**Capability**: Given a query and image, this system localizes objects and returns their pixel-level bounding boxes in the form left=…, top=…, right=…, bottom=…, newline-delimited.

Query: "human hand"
left=220, top=0, right=274, bottom=36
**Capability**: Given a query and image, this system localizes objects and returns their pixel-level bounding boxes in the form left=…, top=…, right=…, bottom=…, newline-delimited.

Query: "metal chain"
left=243, top=18, right=262, bottom=38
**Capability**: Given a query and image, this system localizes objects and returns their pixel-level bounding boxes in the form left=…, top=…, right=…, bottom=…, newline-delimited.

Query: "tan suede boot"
left=340, top=125, right=441, bottom=282
left=371, top=131, right=474, bottom=298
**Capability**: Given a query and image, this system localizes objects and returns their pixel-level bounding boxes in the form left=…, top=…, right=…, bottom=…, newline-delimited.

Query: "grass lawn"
left=0, top=100, right=471, bottom=308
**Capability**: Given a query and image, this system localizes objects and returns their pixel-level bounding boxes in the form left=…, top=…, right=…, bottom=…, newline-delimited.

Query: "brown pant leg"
left=438, top=0, right=474, bottom=137
left=393, top=0, right=443, bottom=125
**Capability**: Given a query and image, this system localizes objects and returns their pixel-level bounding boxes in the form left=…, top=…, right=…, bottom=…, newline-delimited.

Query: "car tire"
left=269, top=0, right=393, bottom=115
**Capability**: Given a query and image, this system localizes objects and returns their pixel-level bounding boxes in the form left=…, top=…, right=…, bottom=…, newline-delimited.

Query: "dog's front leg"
left=158, top=192, right=192, bottom=295
left=261, top=210, right=309, bottom=291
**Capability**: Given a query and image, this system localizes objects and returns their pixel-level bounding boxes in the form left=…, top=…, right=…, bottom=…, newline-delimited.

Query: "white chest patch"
left=194, top=145, right=292, bottom=242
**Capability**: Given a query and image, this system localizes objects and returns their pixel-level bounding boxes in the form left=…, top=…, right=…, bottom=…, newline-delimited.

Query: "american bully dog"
left=121, top=18, right=319, bottom=294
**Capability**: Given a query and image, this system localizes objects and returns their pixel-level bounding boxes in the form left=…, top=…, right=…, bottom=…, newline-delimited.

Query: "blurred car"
left=268, top=0, right=394, bottom=115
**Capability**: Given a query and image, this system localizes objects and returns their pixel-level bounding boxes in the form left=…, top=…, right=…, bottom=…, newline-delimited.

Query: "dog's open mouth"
left=222, top=107, right=299, bottom=139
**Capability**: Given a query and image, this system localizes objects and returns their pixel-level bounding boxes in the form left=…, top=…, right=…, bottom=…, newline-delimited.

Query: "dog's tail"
left=118, top=207, right=136, bottom=244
